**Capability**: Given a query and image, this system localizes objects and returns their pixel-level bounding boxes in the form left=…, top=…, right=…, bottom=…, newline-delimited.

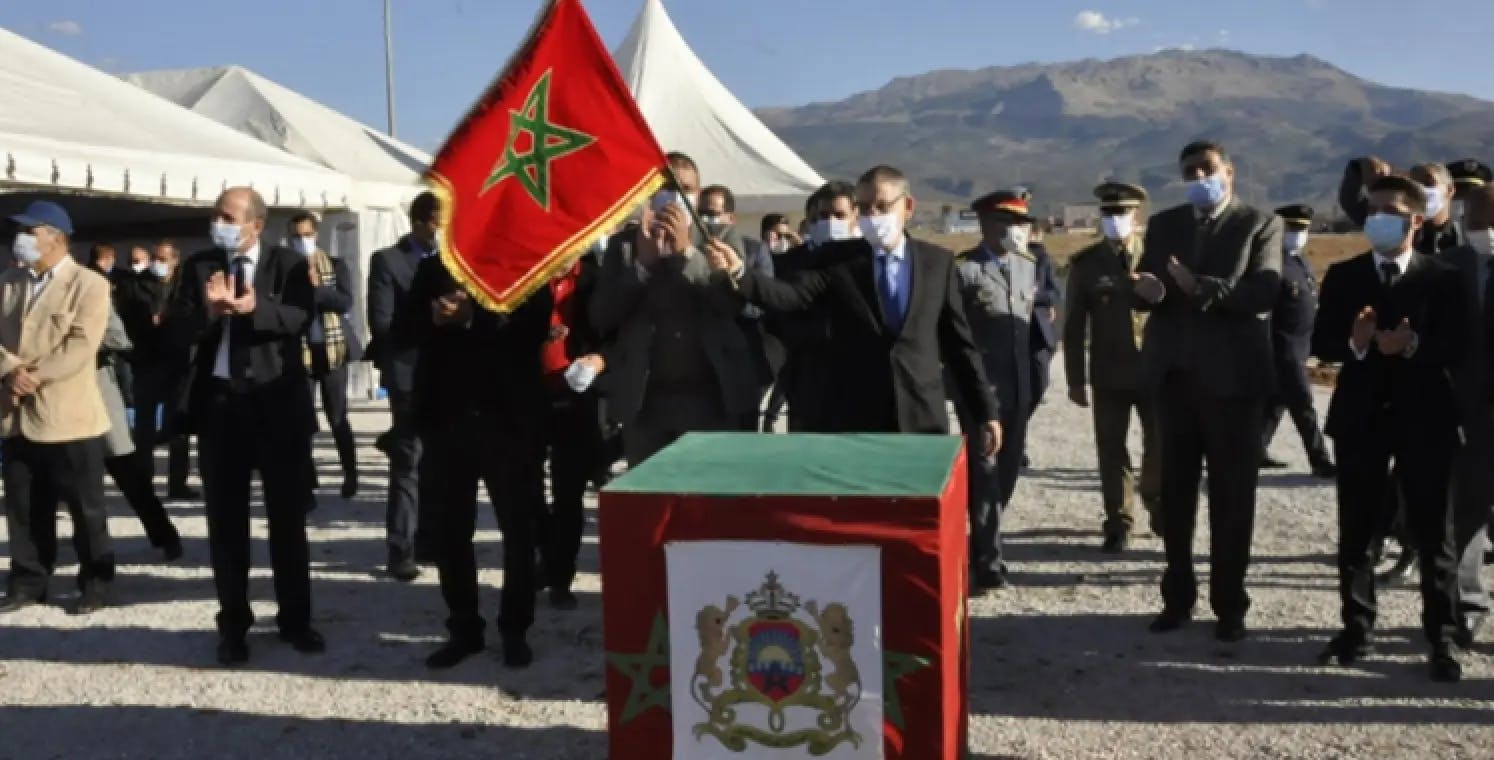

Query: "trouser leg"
left=1158, top=373, right=1204, bottom=613
left=1091, top=389, right=1137, bottom=535
left=200, top=393, right=255, bottom=639
left=105, top=454, right=177, bottom=547
left=3, top=437, right=52, bottom=599
left=1201, top=396, right=1264, bottom=621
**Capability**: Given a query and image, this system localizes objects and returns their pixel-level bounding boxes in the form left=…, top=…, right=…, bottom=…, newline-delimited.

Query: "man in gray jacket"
left=589, top=152, right=756, bottom=465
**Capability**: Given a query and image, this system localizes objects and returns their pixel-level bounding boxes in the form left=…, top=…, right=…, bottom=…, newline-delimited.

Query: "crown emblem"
left=745, top=571, right=800, bottom=620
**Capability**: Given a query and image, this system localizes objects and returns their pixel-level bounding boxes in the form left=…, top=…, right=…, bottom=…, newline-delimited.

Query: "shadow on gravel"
left=3, top=705, right=605, bottom=760
left=967, top=613, right=1494, bottom=725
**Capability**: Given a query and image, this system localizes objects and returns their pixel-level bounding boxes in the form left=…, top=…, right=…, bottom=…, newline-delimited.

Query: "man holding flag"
left=418, top=0, right=673, bottom=666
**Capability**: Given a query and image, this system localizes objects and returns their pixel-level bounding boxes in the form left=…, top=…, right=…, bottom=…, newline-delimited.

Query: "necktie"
left=879, top=252, right=905, bottom=332
left=229, top=256, right=252, bottom=382
left=1380, top=260, right=1401, bottom=288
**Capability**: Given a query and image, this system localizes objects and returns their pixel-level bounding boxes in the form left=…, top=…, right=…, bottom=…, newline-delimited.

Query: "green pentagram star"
left=606, top=612, right=672, bottom=724
left=883, top=650, right=933, bottom=731
left=480, top=69, right=596, bottom=210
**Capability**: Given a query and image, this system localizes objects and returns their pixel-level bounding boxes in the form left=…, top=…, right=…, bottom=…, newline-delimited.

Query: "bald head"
left=1465, top=185, right=1494, bottom=232
left=213, top=186, right=267, bottom=253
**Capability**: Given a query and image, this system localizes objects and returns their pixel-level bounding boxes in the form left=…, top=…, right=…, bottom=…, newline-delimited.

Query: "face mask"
left=293, top=236, right=317, bottom=256
left=1364, top=213, right=1409, bottom=254
left=811, top=218, right=855, bottom=245
left=1186, top=172, right=1228, bottom=209
left=131, top=262, right=148, bottom=274
left=150, top=260, right=171, bottom=279
left=769, top=239, right=790, bottom=254
left=564, top=359, right=598, bottom=394
left=998, top=225, right=1030, bottom=255
left=211, top=221, right=242, bottom=252
left=1100, top=214, right=1133, bottom=241
left=12, top=233, right=41, bottom=266
left=1283, top=230, right=1309, bottom=253
left=1469, top=228, right=1494, bottom=257
left=1423, top=186, right=1446, bottom=219
left=860, top=212, right=903, bottom=252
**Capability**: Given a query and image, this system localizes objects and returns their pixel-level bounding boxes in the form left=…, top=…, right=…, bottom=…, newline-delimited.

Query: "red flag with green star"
left=427, top=0, right=666, bottom=312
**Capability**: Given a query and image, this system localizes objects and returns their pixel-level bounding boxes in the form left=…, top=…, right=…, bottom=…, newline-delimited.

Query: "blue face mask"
left=1364, top=213, right=1409, bottom=254
left=1186, top=172, right=1228, bottom=210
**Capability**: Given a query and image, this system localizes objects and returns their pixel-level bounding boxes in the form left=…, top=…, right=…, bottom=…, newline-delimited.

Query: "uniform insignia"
left=690, top=571, right=864, bottom=754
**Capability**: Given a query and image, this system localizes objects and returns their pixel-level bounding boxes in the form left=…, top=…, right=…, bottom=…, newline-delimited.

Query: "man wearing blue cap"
left=0, top=200, right=116, bottom=615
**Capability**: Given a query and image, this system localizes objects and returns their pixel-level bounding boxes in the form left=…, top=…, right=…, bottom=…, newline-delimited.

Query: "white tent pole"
left=384, top=0, right=397, bottom=138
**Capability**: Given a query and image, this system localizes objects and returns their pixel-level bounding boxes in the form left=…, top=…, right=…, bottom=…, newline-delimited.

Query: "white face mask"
left=860, top=212, right=904, bottom=252
left=1283, top=229, right=1309, bottom=253
left=810, top=218, right=856, bottom=245
left=12, top=232, right=41, bottom=266
left=293, top=236, right=318, bottom=256
left=769, top=238, right=790, bottom=254
left=131, top=262, right=149, bottom=274
left=1100, top=214, right=1133, bottom=241
left=1423, top=185, right=1447, bottom=219
left=150, top=260, right=171, bottom=279
left=1470, top=228, right=1494, bottom=257
left=998, top=225, right=1030, bottom=255
left=211, top=221, right=242, bottom=252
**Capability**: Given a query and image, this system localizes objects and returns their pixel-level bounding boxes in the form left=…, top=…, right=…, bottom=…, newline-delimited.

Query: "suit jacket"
left=170, top=244, right=316, bottom=436
left=1136, top=201, right=1284, bottom=398
left=762, top=241, right=836, bottom=431
left=955, top=245, right=1037, bottom=418
left=739, top=236, right=998, bottom=434
left=1062, top=235, right=1148, bottom=392
left=1441, top=246, right=1494, bottom=512
left=588, top=226, right=757, bottom=427
left=408, top=255, right=551, bottom=435
left=366, top=235, right=425, bottom=394
left=116, top=271, right=180, bottom=367
left=1312, top=250, right=1465, bottom=444
left=0, top=256, right=112, bottom=443
left=308, top=255, right=364, bottom=365
left=737, top=235, right=778, bottom=387
left=1029, top=242, right=1060, bottom=355
left=1337, top=164, right=1460, bottom=255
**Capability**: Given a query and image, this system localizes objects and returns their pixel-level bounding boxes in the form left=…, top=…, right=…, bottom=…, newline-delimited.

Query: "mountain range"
left=756, top=50, right=1494, bottom=217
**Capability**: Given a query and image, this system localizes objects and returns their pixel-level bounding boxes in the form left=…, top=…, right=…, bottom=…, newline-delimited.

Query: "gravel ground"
left=1, top=361, right=1491, bottom=759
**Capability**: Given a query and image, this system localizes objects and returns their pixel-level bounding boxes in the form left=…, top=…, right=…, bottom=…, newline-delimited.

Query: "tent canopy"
left=0, top=28, right=350, bottom=209
left=125, top=66, right=431, bottom=210
left=613, top=0, right=823, bottom=212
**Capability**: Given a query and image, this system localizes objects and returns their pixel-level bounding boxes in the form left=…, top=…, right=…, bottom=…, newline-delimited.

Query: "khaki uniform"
left=1061, top=234, right=1160, bottom=535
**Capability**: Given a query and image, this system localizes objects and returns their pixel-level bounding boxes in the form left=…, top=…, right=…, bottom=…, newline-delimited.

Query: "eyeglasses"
left=856, top=193, right=907, bottom=216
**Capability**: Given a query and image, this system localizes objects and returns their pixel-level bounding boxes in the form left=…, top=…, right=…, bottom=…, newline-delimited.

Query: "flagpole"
left=384, top=0, right=397, bottom=137
left=662, top=164, right=718, bottom=243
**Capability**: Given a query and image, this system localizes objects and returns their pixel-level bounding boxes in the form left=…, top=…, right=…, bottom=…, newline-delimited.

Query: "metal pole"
left=384, top=0, right=397, bottom=137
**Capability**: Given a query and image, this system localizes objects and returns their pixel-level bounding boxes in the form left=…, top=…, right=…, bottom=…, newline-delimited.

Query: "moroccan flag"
left=428, top=0, right=666, bottom=312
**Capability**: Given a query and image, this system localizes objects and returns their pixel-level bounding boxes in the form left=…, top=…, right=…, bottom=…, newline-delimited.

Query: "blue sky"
left=4, top=0, right=1492, bottom=152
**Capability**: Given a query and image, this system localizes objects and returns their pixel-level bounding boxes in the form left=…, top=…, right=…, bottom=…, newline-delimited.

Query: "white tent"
left=613, top=0, right=823, bottom=211
left=126, top=66, right=436, bottom=399
left=0, top=28, right=351, bottom=210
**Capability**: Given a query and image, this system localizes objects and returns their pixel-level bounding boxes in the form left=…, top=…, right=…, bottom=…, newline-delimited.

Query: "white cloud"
left=47, top=20, right=83, bottom=36
left=1218, top=29, right=1231, bottom=41
left=1074, top=11, right=1138, bottom=35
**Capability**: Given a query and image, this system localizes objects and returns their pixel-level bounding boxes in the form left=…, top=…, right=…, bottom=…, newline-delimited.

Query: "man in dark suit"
left=366, top=193, right=440, bottom=581
left=1312, top=175, right=1466, bottom=682
left=1260, top=205, right=1335, bottom=478
left=411, top=255, right=550, bottom=670
left=701, top=184, right=776, bottom=430
left=588, top=152, right=757, bottom=466
left=1445, top=184, right=1494, bottom=648
left=711, top=165, right=1002, bottom=483
left=1132, top=141, right=1283, bottom=642
left=171, top=187, right=321, bottom=666
left=290, top=212, right=361, bottom=509
left=1340, top=158, right=1460, bottom=255
left=118, top=240, right=195, bottom=501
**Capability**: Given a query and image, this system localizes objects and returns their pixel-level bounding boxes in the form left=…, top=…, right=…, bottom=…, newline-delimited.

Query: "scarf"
left=303, top=249, right=347, bottom=373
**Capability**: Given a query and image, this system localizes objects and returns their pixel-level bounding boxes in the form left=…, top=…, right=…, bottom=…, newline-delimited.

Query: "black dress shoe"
left=217, top=638, right=250, bottom=666
left=1317, top=632, right=1373, bottom=665
left=1453, top=612, right=1486, bottom=649
left=1259, top=456, right=1288, bottom=470
left=341, top=473, right=359, bottom=500
left=1430, top=647, right=1463, bottom=683
left=279, top=628, right=326, bottom=654
left=502, top=635, right=534, bottom=668
left=72, top=586, right=109, bottom=616
left=0, top=594, right=43, bottom=614
left=426, top=638, right=485, bottom=670
left=549, top=589, right=578, bottom=611
left=167, top=487, right=200, bottom=502
left=388, top=558, right=421, bottom=583
left=1215, top=618, right=1247, bottom=643
left=970, top=569, right=1009, bottom=595
left=1310, top=460, right=1338, bottom=479
left=1148, top=609, right=1192, bottom=633
left=1101, top=532, right=1128, bottom=555
left=161, top=534, right=184, bottom=563
left=374, top=430, right=394, bottom=456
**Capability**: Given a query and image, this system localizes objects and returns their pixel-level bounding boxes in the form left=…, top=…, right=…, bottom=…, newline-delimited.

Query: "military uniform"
left=956, top=190, right=1039, bottom=588
left=1448, top=159, right=1492, bottom=249
left=1261, top=205, right=1334, bottom=476
left=1062, top=181, right=1160, bottom=546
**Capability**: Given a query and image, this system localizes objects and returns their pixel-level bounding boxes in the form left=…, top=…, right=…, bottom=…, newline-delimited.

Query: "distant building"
left=1062, top=203, right=1100, bottom=231
left=941, top=206, right=980, bottom=234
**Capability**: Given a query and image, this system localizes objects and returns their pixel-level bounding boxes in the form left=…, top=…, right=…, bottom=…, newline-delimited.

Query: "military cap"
left=971, top=189, right=1034, bottom=222
left=1092, top=180, right=1147, bottom=211
left=1274, top=204, right=1314, bottom=228
left=1448, top=158, right=1492, bottom=191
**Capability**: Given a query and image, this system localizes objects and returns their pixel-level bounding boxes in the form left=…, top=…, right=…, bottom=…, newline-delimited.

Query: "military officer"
left=1260, top=205, right=1336, bottom=478
left=1447, top=159, right=1491, bottom=247
left=1062, top=181, right=1161, bottom=553
left=955, top=189, right=1039, bottom=591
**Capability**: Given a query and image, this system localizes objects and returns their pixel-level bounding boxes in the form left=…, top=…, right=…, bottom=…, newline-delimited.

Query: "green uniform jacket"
left=1062, top=235, right=1148, bottom=392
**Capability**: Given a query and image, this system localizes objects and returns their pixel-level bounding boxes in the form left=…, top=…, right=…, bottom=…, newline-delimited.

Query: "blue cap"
left=10, top=200, right=74, bottom=236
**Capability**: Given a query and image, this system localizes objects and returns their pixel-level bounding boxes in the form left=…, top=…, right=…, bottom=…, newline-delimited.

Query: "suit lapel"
left=24, top=258, right=74, bottom=327
left=901, top=238, right=931, bottom=335
left=845, top=241, right=889, bottom=334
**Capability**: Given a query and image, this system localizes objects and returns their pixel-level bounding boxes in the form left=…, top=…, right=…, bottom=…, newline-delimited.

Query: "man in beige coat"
left=0, top=201, right=114, bottom=615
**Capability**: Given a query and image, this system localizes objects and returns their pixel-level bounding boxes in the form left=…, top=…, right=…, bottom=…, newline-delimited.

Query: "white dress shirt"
left=213, top=243, right=261, bottom=380
left=1349, top=247, right=1415, bottom=361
